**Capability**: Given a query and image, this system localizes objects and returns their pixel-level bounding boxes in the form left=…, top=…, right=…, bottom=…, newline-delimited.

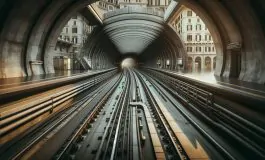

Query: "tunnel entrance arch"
left=1, top=0, right=265, bottom=83
left=0, top=0, right=107, bottom=78
left=168, top=1, right=242, bottom=79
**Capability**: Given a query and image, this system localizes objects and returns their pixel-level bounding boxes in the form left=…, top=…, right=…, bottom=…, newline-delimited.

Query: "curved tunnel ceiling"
left=102, top=7, right=165, bottom=55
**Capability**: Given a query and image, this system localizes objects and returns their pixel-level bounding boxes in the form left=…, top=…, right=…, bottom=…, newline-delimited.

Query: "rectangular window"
left=72, top=28, right=77, bottom=33
left=196, top=24, right=201, bottom=31
left=187, top=35, right=192, bottom=41
left=205, top=35, right=207, bottom=41
left=187, top=47, right=192, bottom=52
left=187, top=25, right=192, bottom=31
left=196, top=47, right=201, bottom=52
left=205, top=47, right=207, bottom=52
left=196, top=35, right=201, bottom=41
left=72, top=37, right=78, bottom=44
left=187, top=11, right=192, bottom=16
left=109, top=6, right=114, bottom=11
left=74, top=21, right=77, bottom=25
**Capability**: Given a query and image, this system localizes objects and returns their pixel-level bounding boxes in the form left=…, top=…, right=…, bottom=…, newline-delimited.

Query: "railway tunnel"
left=0, top=0, right=265, bottom=160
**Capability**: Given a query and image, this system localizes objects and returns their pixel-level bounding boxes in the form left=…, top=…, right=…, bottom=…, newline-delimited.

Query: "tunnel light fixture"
left=166, top=60, right=170, bottom=66
left=177, top=58, right=183, bottom=65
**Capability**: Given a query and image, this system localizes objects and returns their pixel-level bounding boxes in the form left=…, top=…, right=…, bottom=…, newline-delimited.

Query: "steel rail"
left=135, top=70, right=186, bottom=160
left=9, top=74, right=118, bottom=160
left=109, top=71, right=130, bottom=160
left=142, top=70, right=238, bottom=160
left=94, top=72, right=128, bottom=160
left=54, top=74, right=123, bottom=160
left=144, top=69, right=265, bottom=158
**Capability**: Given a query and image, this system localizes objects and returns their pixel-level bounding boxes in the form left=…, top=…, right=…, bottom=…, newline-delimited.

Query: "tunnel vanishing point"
left=0, top=0, right=265, bottom=160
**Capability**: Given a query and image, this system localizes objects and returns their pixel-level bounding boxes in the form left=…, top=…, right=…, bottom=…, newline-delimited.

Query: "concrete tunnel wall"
left=0, top=0, right=265, bottom=84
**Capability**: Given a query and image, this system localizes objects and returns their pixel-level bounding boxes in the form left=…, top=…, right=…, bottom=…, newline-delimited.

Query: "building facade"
left=94, top=0, right=169, bottom=13
left=59, top=14, right=94, bottom=54
left=55, top=14, right=94, bottom=70
left=172, top=7, right=216, bottom=72
left=53, top=38, right=73, bottom=70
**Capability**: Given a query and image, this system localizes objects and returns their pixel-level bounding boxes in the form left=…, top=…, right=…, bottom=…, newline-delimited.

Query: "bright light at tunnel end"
left=121, top=58, right=137, bottom=69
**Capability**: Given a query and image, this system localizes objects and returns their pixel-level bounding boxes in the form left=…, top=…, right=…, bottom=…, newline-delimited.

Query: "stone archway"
left=205, top=56, right=211, bottom=71
left=168, top=1, right=243, bottom=78
left=195, top=56, right=202, bottom=72
left=187, top=57, right=193, bottom=72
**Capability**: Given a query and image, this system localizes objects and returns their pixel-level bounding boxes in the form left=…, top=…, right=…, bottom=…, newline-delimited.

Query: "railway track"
left=134, top=70, right=208, bottom=160
left=143, top=68, right=265, bottom=159
left=53, top=73, right=124, bottom=160
left=0, top=70, right=119, bottom=160
left=1, top=68, right=261, bottom=160
left=95, top=71, right=130, bottom=160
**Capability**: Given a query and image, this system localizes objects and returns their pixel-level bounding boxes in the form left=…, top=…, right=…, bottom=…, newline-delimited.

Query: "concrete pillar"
left=201, top=56, right=205, bottom=72
left=223, top=43, right=241, bottom=78
left=193, top=58, right=196, bottom=73
left=211, top=56, right=214, bottom=71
